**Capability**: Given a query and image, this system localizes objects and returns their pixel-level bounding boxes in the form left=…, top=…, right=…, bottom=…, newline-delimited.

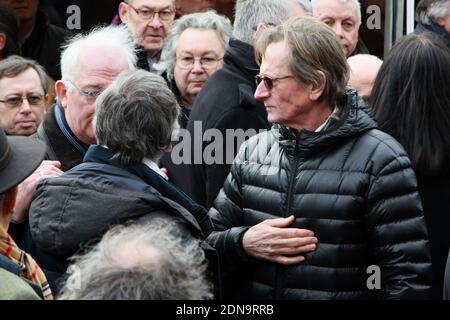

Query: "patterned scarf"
left=0, top=225, right=53, bottom=300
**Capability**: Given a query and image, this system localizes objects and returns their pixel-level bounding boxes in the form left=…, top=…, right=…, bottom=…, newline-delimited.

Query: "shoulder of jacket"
left=359, top=129, right=408, bottom=157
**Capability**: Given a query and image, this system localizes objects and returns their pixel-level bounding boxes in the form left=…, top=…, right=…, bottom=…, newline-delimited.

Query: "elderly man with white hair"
left=312, top=0, right=369, bottom=57
left=415, top=0, right=450, bottom=50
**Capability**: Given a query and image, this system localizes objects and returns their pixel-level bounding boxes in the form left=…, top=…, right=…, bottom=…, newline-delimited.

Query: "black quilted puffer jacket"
left=207, top=90, right=432, bottom=300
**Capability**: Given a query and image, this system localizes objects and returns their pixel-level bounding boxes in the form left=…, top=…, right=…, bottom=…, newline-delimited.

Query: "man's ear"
left=55, top=80, right=68, bottom=108
left=436, top=17, right=446, bottom=27
left=309, top=71, right=327, bottom=102
left=255, top=22, right=273, bottom=35
left=118, top=2, right=130, bottom=23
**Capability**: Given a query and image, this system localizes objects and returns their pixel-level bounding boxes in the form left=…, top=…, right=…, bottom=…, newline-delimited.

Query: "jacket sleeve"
left=366, top=138, right=432, bottom=299
left=206, top=143, right=255, bottom=273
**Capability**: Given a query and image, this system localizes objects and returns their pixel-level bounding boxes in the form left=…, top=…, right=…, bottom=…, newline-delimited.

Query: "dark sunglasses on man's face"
left=255, top=74, right=295, bottom=90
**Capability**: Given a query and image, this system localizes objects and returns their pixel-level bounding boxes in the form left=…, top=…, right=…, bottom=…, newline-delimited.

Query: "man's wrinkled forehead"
left=314, top=0, right=359, bottom=20
left=127, top=0, right=175, bottom=8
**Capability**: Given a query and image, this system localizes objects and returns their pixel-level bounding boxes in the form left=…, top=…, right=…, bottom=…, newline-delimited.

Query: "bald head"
left=347, top=54, right=383, bottom=101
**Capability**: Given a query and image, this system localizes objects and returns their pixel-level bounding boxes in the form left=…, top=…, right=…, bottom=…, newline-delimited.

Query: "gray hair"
left=255, top=16, right=349, bottom=108
left=124, top=0, right=176, bottom=4
left=298, top=0, right=313, bottom=13
left=0, top=55, right=48, bottom=94
left=311, top=0, right=362, bottom=25
left=159, top=11, right=232, bottom=81
left=60, top=25, right=137, bottom=82
left=232, top=0, right=306, bottom=45
left=93, top=69, right=179, bottom=165
left=58, top=219, right=213, bottom=300
left=416, top=0, right=450, bottom=24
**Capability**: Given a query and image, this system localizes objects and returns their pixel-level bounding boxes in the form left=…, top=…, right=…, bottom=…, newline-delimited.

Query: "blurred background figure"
left=3, top=0, right=71, bottom=81
left=119, top=0, right=176, bottom=73
left=0, top=55, right=48, bottom=136
left=175, top=0, right=217, bottom=17
left=347, top=54, right=382, bottom=102
left=312, top=0, right=369, bottom=57
left=216, top=0, right=236, bottom=21
left=415, top=0, right=450, bottom=50
left=58, top=220, right=213, bottom=300
left=370, top=32, right=450, bottom=299
left=0, top=1, right=20, bottom=60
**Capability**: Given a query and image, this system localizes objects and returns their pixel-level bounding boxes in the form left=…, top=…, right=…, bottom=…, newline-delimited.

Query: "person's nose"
left=254, top=81, right=270, bottom=101
left=19, top=98, right=32, bottom=114
left=191, top=59, right=205, bottom=74
left=148, top=14, right=163, bottom=29
left=333, top=23, right=345, bottom=39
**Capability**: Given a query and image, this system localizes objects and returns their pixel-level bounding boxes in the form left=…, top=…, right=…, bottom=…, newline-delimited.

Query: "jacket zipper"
left=275, top=141, right=301, bottom=300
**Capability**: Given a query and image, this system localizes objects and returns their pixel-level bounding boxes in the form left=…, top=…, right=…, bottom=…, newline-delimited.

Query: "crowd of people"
left=0, top=0, right=449, bottom=300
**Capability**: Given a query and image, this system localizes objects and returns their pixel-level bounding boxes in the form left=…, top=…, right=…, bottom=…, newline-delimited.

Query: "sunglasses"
left=255, top=74, right=295, bottom=90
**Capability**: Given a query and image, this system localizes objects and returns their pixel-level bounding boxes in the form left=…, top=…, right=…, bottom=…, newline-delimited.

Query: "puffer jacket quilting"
left=207, top=90, right=432, bottom=300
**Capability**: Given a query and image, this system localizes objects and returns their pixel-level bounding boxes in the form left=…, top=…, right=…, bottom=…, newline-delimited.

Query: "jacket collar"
left=83, top=145, right=210, bottom=235
left=38, top=104, right=88, bottom=171
left=275, top=88, right=378, bottom=154
left=415, top=22, right=450, bottom=50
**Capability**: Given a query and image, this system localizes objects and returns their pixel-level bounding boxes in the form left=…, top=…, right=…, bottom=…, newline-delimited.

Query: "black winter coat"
left=186, top=39, right=271, bottom=209
left=22, top=10, right=71, bottom=80
left=207, top=90, right=432, bottom=300
left=27, top=145, right=217, bottom=295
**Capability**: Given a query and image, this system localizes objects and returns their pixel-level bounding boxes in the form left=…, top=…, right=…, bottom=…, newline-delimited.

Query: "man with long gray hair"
left=185, top=0, right=310, bottom=210
left=58, top=220, right=213, bottom=300
left=28, top=69, right=217, bottom=296
left=415, top=0, right=450, bottom=49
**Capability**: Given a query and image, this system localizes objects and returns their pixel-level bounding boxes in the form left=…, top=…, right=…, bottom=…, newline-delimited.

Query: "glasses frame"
left=127, top=2, right=175, bottom=21
left=255, top=74, right=295, bottom=90
left=0, top=94, right=46, bottom=109
left=65, top=79, right=103, bottom=100
left=176, top=56, right=224, bottom=70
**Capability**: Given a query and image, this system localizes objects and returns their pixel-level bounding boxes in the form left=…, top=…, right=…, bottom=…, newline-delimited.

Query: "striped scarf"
left=0, top=226, right=53, bottom=300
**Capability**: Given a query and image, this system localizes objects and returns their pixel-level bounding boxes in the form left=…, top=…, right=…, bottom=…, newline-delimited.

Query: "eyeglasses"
left=65, top=79, right=103, bottom=100
left=255, top=74, right=295, bottom=90
left=176, top=56, right=224, bottom=70
left=0, top=94, right=45, bottom=108
left=127, top=3, right=174, bottom=21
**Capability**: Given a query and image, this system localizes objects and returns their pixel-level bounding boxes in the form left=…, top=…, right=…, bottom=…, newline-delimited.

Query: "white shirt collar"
left=315, top=105, right=340, bottom=132
left=142, top=158, right=166, bottom=178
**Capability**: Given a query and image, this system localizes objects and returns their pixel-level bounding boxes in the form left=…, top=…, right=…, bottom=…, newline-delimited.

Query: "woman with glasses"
left=159, top=11, right=231, bottom=191
left=159, top=10, right=232, bottom=127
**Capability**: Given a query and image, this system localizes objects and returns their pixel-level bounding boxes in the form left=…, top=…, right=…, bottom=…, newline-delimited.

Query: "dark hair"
left=93, top=69, right=179, bottom=165
left=0, top=2, right=20, bottom=58
left=370, top=32, right=450, bottom=175
left=0, top=55, right=49, bottom=94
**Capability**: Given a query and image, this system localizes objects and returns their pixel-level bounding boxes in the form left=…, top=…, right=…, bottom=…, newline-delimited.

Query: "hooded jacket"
left=207, top=89, right=432, bottom=300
